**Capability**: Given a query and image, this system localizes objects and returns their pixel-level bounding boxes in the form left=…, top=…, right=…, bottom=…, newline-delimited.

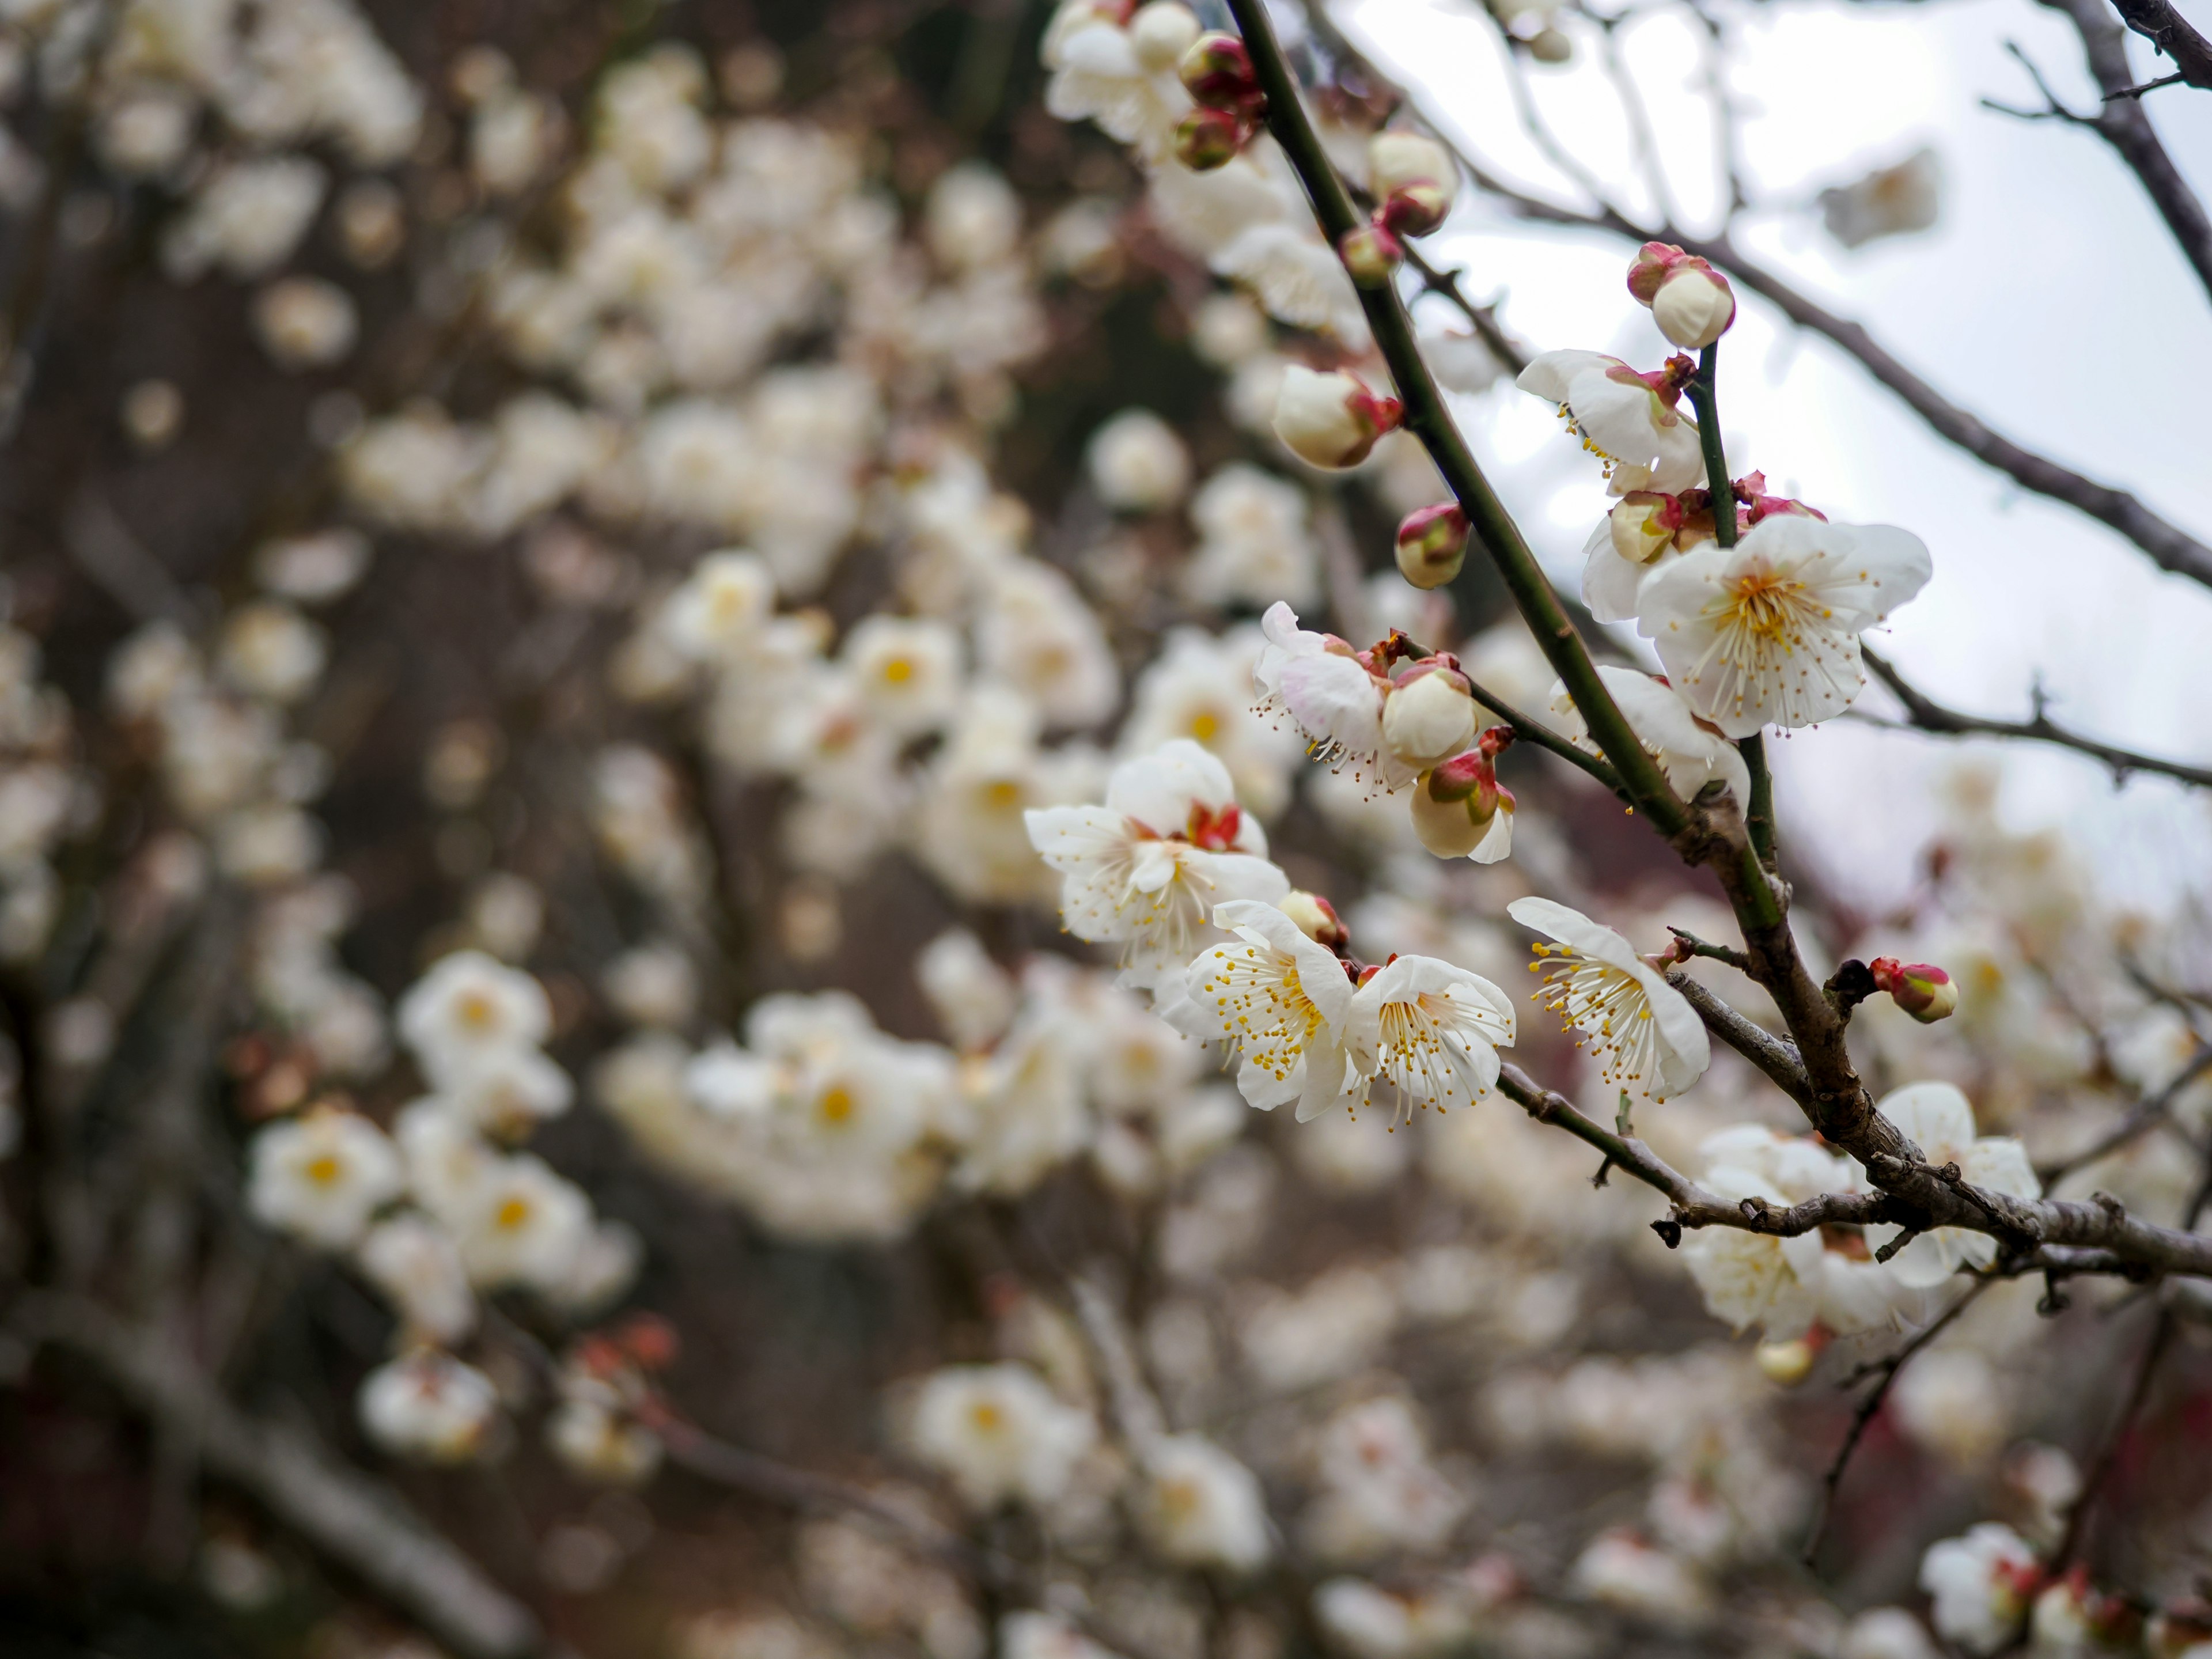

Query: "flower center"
left=305, top=1153, right=342, bottom=1185
left=1727, top=570, right=1801, bottom=640
left=818, top=1085, right=855, bottom=1124
left=456, top=991, right=497, bottom=1030
left=1188, top=711, right=1220, bottom=741
left=495, top=1195, right=533, bottom=1230
left=968, top=1401, right=1003, bottom=1433
left=882, top=656, right=914, bottom=684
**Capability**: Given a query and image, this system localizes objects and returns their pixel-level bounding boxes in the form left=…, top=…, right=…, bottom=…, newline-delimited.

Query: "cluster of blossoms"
left=0, top=0, right=2205, bottom=1653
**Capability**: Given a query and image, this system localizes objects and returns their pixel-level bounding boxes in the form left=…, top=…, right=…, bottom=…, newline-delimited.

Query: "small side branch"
left=1664, top=970, right=1815, bottom=1108
left=2105, top=0, right=2212, bottom=89
left=1862, top=648, right=2212, bottom=790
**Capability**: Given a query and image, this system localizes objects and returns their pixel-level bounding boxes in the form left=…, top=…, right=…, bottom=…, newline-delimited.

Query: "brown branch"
left=2014, top=0, right=2212, bottom=305
left=9, top=1293, right=544, bottom=1659
left=2039, top=1046, right=2212, bottom=1186
left=2106, top=0, right=2212, bottom=88
left=1665, top=969, right=1813, bottom=1107
left=1801, top=1281, right=1992, bottom=1565
left=1862, top=647, right=2212, bottom=790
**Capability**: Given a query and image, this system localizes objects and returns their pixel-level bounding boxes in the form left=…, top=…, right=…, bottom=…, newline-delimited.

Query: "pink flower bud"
left=1382, top=660, right=1477, bottom=770
left=1607, top=491, right=1683, bottom=564
left=1625, top=241, right=1692, bottom=305
left=1173, top=107, right=1244, bottom=172
left=1651, top=264, right=1736, bottom=349
left=1410, top=751, right=1511, bottom=858
left=1338, top=219, right=1403, bottom=288
left=1395, top=502, right=1468, bottom=589
left=1378, top=181, right=1451, bottom=240
left=1179, top=32, right=1260, bottom=111
left=1279, top=889, right=1350, bottom=950
left=1869, top=957, right=1959, bottom=1024
left=1271, top=363, right=1401, bottom=469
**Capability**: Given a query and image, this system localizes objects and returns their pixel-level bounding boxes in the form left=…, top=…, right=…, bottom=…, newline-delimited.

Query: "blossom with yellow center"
left=1636, top=513, right=1931, bottom=737
left=1507, top=897, right=1710, bottom=1099
left=1343, top=953, right=1515, bottom=1125
left=1166, top=899, right=1355, bottom=1120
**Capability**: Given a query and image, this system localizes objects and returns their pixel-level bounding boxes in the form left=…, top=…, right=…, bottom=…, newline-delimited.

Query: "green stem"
left=1739, top=733, right=1778, bottom=868
left=1683, top=340, right=1736, bottom=547
left=1223, top=0, right=1689, bottom=839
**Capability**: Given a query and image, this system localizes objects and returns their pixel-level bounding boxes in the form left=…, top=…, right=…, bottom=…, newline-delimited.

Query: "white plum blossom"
left=1549, top=666, right=1751, bottom=804
left=1508, top=897, right=1710, bottom=1098
left=359, top=1350, right=501, bottom=1464
left=247, top=1108, right=404, bottom=1250
left=355, top=1213, right=476, bottom=1343
left=1041, top=1, right=1197, bottom=164
left=1025, top=741, right=1288, bottom=997
left=907, top=1363, right=1098, bottom=1510
left=1919, top=1524, right=2041, bottom=1654
left=1342, top=954, right=1515, bottom=1123
left=1516, top=350, right=1703, bottom=493
left=1862, top=1082, right=2040, bottom=1286
left=1087, top=407, right=1192, bottom=512
left=396, top=950, right=554, bottom=1089
left=1139, top=1434, right=1274, bottom=1571
left=1169, top=899, right=1357, bottom=1120
left=1636, top=513, right=1933, bottom=737
left=1252, top=603, right=1406, bottom=790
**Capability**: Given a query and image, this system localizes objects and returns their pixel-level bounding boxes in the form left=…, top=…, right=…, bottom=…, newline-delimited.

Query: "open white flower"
left=1635, top=513, right=1932, bottom=737
left=1041, top=1, right=1197, bottom=164
left=1508, top=897, right=1710, bottom=1098
left=358, top=1349, right=501, bottom=1464
left=247, top=1108, right=404, bottom=1250
left=1862, top=1082, right=2040, bottom=1287
left=1252, top=603, right=1407, bottom=790
left=1548, top=666, right=1750, bottom=803
left=1919, top=1524, right=2039, bottom=1654
left=1139, top=1434, right=1273, bottom=1571
left=1166, top=899, right=1356, bottom=1120
left=396, top=950, right=553, bottom=1089
left=1679, top=1165, right=1825, bottom=1338
left=1025, top=740, right=1289, bottom=996
left=1342, top=953, right=1514, bottom=1123
left=908, top=1362, right=1098, bottom=1510
left=1516, top=350, right=1703, bottom=493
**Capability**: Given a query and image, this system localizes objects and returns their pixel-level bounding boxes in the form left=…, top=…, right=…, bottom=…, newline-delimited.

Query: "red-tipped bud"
left=1410, top=750, right=1514, bottom=859
left=1626, top=241, right=1694, bottom=304
left=1378, top=181, right=1451, bottom=240
left=1382, top=658, right=1477, bottom=769
left=1869, top=957, right=1959, bottom=1024
left=1395, top=502, right=1468, bottom=589
left=616, top=1312, right=680, bottom=1370
left=1179, top=32, right=1260, bottom=110
left=1338, top=219, right=1404, bottom=288
left=1652, top=264, right=1735, bottom=350
left=1280, top=889, right=1351, bottom=950
left=1607, top=490, right=1684, bottom=564
left=1272, top=365, right=1401, bottom=469
left=1173, top=106, right=1244, bottom=172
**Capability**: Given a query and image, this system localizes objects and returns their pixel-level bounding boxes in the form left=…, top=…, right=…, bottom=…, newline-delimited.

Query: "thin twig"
left=1861, top=647, right=2212, bottom=790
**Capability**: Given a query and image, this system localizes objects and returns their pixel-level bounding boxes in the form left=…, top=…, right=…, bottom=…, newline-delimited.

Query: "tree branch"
left=9, top=1293, right=544, bottom=1659
left=2105, top=0, right=2212, bottom=89
left=1861, top=647, right=2212, bottom=790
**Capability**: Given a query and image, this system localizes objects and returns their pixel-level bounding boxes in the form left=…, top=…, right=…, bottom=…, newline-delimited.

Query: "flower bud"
left=1173, top=107, right=1243, bottom=172
left=1527, top=26, right=1572, bottom=62
left=1382, top=661, right=1478, bottom=770
left=1279, top=889, right=1350, bottom=950
left=1368, top=132, right=1455, bottom=202
left=1271, top=363, right=1400, bottom=469
left=1180, top=32, right=1260, bottom=110
left=1129, top=2, right=1202, bottom=74
left=1396, top=502, right=1468, bottom=589
left=1625, top=241, right=1692, bottom=304
left=1755, top=1338, right=1815, bottom=1387
left=1869, top=957, right=1959, bottom=1024
left=1338, top=220, right=1403, bottom=287
left=1378, top=181, right=1451, bottom=240
left=1652, top=264, right=1736, bottom=350
left=1409, top=751, right=1506, bottom=858
left=1607, top=491, right=1681, bottom=564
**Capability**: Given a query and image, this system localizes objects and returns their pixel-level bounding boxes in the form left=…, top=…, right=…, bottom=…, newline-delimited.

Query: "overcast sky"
left=1331, top=0, right=2212, bottom=916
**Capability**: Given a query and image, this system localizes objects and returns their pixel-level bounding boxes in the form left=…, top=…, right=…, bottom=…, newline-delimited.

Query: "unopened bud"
left=1755, top=1338, right=1815, bottom=1387
left=1128, top=2, right=1202, bottom=74
left=1173, top=106, right=1243, bottom=172
left=1652, top=264, right=1736, bottom=350
left=1271, top=363, right=1401, bottom=469
left=1626, top=241, right=1692, bottom=304
left=1869, top=957, right=1959, bottom=1024
left=1338, top=220, right=1403, bottom=287
left=1410, top=751, right=1512, bottom=859
left=1607, top=491, right=1681, bottom=564
left=1279, top=889, right=1350, bottom=950
left=1378, top=181, right=1451, bottom=240
left=1527, top=26, right=1573, bottom=62
left=1368, top=131, right=1454, bottom=200
left=1396, top=502, right=1468, bottom=589
left=1382, top=661, right=1478, bottom=770
left=1180, top=31, right=1260, bottom=110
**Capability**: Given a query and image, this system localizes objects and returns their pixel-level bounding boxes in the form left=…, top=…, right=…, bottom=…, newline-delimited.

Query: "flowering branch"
left=1222, top=0, right=1691, bottom=840
left=1861, top=647, right=2212, bottom=790
left=1300, top=3, right=2212, bottom=590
